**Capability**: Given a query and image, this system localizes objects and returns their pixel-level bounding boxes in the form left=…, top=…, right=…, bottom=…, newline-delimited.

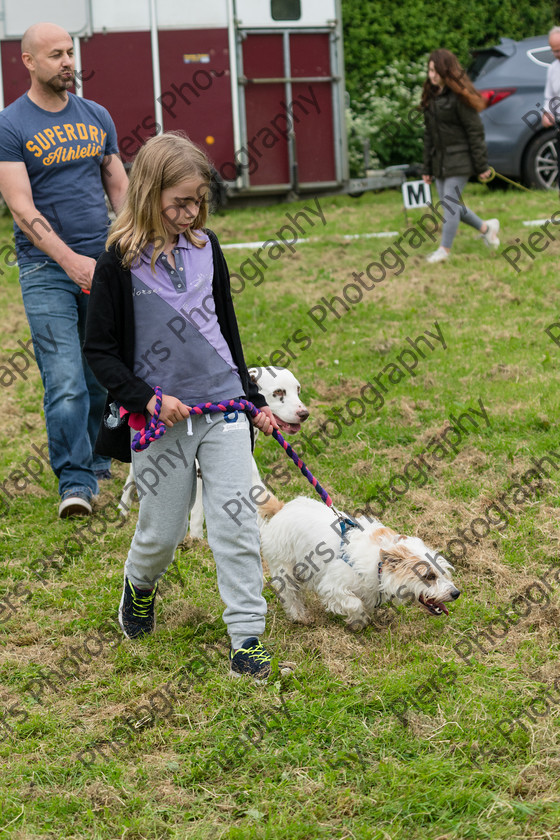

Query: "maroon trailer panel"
left=241, top=30, right=336, bottom=188
left=244, top=80, right=290, bottom=185
left=242, top=33, right=290, bottom=186
left=157, top=29, right=233, bottom=176
left=290, top=31, right=330, bottom=77
left=80, top=32, right=155, bottom=163
left=292, top=80, right=335, bottom=183
left=243, top=31, right=284, bottom=77
left=290, top=33, right=335, bottom=184
left=2, top=40, right=32, bottom=106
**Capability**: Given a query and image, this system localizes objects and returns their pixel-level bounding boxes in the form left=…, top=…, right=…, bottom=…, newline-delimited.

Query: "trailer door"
left=233, top=1, right=344, bottom=193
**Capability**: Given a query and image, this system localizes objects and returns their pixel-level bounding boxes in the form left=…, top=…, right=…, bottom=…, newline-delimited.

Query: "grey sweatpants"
left=435, top=175, right=484, bottom=249
left=125, top=410, right=266, bottom=648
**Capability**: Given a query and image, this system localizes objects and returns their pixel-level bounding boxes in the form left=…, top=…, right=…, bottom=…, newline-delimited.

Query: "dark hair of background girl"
left=420, top=49, right=486, bottom=112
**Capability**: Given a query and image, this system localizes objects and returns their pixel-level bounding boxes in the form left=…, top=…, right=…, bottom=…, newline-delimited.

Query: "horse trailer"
left=0, top=0, right=402, bottom=202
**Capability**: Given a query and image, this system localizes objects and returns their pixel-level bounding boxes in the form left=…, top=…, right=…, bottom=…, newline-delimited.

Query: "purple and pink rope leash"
left=131, top=385, right=335, bottom=510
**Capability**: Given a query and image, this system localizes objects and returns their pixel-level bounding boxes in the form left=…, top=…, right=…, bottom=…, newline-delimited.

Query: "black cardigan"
left=83, top=229, right=266, bottom=462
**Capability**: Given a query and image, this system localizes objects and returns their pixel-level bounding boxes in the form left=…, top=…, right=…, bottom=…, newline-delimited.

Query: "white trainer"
left=481, top=218, right=500, bottom=248
left=426, top=247, right=450, bottom=264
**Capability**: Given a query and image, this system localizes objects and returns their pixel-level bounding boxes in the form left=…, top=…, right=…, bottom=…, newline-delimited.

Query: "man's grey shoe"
left=58, top=492, right=92, bottom=519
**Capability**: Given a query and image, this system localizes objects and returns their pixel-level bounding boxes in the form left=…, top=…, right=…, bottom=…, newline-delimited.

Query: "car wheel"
left=522, top=129, right=558, bottom=189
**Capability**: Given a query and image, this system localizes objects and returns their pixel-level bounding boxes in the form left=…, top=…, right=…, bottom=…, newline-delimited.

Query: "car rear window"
left=527, top=46, right=554, bottom=66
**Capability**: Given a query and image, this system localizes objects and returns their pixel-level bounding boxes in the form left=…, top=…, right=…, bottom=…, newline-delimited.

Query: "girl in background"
left=421, top=48, right=499, bottom=263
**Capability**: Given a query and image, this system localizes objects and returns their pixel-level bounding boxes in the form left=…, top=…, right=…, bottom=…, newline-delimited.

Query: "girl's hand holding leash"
left=251, top=405, right=278, bottom=436
left=144, top=393, right=276, bottom=433
left=146, top=392, right=190, bottom=427
left=478, top=169, right=492, bottom=181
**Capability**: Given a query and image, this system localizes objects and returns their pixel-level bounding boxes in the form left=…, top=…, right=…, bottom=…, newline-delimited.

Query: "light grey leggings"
left=125, top=410, right=267, bottom=648
left=435, top=175, right=484, bottom=249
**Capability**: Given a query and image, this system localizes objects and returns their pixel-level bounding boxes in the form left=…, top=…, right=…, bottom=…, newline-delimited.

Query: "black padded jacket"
left=423, top=87, right=488, bottom=179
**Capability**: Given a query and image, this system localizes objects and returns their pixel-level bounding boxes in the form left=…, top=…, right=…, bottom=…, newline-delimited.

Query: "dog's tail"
left=259, top=494, right=284, bottom=520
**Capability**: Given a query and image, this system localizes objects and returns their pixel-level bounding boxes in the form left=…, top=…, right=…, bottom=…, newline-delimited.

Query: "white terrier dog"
left=247, top=366, right=309, bottom=436
left=258, top=495, right=460, bottom=628
left=187, top=365, right=309, bottom=537
left=118, top=366, right=309, bottom=538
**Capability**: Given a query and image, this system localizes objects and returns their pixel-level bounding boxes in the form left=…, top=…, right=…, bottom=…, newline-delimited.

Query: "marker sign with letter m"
left=402, top=180, right=431, bottom=209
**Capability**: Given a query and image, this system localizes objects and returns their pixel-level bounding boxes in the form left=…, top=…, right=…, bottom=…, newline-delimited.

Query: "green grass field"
left=2, top=183, right=560, bottom=839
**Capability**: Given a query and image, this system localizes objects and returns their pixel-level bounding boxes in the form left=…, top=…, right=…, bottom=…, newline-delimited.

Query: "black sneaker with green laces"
left=119, top=577, right=157, bottom=639
left=229, top=637, right=272, bottom=680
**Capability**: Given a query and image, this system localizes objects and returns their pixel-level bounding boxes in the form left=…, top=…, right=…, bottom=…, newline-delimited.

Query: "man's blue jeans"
left=18, top=260, right=110, bottom=501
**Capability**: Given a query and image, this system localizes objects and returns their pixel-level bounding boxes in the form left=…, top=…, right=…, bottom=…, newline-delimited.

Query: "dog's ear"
left=380, top=545, right=415, bottom=565
left=380, top=548, right=402, bottom=565
left=248, top=367, right=260, bottom=384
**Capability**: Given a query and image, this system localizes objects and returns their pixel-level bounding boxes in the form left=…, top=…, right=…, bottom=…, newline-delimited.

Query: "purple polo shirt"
left=131, top=232, right=242, bottom=404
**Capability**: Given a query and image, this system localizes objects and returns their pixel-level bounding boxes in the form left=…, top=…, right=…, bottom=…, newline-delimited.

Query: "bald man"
left=0, top=22, right=129, bottom=518
left=543, top=26, right=560, bottom=191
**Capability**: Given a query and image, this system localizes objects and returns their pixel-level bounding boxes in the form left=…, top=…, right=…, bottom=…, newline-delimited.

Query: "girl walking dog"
left=84, top=132, right=286, bottom=680
left=421, top=49, right=500, bottom=263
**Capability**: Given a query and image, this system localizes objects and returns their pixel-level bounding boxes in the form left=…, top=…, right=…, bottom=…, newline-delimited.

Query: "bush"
left=341, top=0, right=553, bottom=108
left=346, top=109, right=381, bottom=178
left=346, top=58, right=426, bottom=175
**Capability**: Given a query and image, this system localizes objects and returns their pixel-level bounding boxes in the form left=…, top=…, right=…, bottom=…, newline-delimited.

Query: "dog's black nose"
left=450, top=588, right=461, bottom=600
left=298, top=409, right=310, bottom=421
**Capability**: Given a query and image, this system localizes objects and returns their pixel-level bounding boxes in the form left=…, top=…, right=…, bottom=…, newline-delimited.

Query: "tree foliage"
left=346, top=58, right=426, bottom=174
left=341, top=0, right=554, bottom=106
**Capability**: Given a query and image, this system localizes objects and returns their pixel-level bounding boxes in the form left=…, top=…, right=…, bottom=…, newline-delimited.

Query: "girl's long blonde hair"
left=107, top=132, right=212, bottom=270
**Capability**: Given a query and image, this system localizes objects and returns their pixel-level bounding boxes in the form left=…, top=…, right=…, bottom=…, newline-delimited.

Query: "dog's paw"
left=293, top=613, right=313, bottom=625
left=345, top=612, right=370, bottom=632
left=285, top=607, right=313, bottom=624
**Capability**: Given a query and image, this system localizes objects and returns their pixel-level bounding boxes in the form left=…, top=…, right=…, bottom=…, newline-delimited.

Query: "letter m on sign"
left=402, top=180, right=431, bottom=209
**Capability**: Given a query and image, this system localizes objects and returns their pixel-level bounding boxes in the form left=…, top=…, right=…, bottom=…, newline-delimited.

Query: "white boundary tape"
left=220, top=230, right=399, bottom=249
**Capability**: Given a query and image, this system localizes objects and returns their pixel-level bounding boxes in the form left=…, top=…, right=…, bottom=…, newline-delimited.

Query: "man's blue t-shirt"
left=0, top=92, right=119, bottom=264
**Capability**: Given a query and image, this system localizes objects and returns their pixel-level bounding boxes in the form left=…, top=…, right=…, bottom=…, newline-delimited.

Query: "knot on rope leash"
left=130, top=386, right=335, bottom=509
left=130, top=385, right=167, bottom=451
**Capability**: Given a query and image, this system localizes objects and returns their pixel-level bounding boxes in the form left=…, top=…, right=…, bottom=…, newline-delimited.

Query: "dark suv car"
left=470, top=35, right=557, bottom=188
